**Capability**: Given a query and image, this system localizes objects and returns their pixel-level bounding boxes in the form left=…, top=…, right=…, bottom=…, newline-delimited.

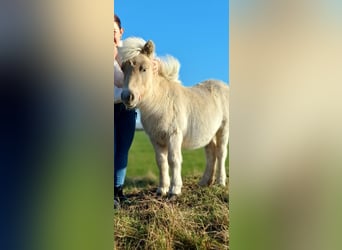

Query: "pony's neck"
left=139, top=75, right=170, bottom=114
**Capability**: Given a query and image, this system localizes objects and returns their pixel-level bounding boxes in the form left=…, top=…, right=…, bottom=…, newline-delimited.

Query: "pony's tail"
left=159, top=55, right=181, bottom=83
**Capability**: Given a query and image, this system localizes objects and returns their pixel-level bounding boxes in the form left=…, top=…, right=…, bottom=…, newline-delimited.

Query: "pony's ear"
left=141, top=40, right=154, bottom=57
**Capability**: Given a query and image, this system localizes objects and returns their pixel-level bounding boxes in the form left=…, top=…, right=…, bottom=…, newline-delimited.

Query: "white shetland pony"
left=118, top=37, right=229, bottom=196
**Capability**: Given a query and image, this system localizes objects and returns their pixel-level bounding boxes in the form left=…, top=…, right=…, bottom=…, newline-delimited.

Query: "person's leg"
left=114, top=104, right=120, bottom=207
left=114, top=104, right=136, bottom=188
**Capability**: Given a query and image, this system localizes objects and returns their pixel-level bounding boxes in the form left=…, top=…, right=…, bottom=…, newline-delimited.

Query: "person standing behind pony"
left=114, top=14, right=136, bottom=209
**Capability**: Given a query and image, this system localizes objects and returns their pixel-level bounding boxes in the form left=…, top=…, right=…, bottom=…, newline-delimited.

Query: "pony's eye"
left=139, top=65, right=146, bottom=72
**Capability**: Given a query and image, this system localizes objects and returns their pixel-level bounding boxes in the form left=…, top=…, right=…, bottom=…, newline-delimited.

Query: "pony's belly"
left=181, top=118, right=222, bottom=149
left=182, top=134, right=213, bottom=150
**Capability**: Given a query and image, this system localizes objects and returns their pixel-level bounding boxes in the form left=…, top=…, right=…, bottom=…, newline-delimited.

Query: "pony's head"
left=118, top=37, right=155, bottom=109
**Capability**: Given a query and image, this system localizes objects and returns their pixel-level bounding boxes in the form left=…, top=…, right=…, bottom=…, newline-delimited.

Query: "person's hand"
left=114, top=45, right=118, bottom=60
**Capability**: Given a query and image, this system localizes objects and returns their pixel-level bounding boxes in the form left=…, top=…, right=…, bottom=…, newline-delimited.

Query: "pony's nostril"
left=121, top=91, right=135, bottom=103
left=121, top=91, right=129, bottom=102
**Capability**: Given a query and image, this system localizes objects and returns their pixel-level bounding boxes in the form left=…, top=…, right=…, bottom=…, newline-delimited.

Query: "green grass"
left=126, top=130, right=226, bottom=188
left=115, top=130, right=229, bottom=249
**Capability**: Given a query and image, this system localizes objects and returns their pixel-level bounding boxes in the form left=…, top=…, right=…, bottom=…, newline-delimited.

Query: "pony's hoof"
left=167, top=193, right=179, bottom=201
left=215, top=178, right=226, bottom=186
left=198, top=179, right=211, bottom=187
left=156, top=187, right=169, bottom=196
left=199, top=175, right=216, bottom=186
left=198, top=180, right=207, bottom=186
left=169, top=186, right=182, bottom=195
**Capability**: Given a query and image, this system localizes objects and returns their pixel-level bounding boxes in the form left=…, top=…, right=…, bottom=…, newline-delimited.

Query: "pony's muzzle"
left=121, top=90, right=135, bottom=107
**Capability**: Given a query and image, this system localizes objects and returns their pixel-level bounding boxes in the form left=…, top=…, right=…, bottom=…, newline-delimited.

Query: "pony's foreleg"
left=153, top=144, right=170, bottom=196
left=168, top=135, right=183, bottom=195
left=215, top=128, right=229, bottom=186
left=199, top=140, right=217, bottom=186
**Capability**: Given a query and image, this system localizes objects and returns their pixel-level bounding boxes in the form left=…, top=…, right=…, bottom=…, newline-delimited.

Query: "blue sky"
left=114, top=0, right=229, bottom=86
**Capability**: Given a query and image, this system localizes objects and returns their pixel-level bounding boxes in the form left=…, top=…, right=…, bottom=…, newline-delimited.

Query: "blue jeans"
left=114, top=103, right=136, bottom=187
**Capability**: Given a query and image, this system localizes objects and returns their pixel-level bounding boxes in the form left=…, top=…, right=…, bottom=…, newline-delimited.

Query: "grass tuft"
left=114, top=176, right=229, bottom=250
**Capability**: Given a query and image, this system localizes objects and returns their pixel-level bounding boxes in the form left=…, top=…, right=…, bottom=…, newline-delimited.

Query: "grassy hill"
left=115, top=130, right=229, bottom=249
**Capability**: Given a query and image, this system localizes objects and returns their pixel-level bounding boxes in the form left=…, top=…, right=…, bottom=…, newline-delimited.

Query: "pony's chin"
left=123, top=103, right=137, bottom=110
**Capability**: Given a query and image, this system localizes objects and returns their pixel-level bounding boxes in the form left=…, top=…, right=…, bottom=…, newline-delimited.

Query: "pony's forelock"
left=118, top=37, right=155, bottom=62
left=118, top=37, right=181, bottom=83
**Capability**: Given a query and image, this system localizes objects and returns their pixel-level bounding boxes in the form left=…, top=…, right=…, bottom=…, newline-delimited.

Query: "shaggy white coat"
left=118, top=37, right=229, bottom=195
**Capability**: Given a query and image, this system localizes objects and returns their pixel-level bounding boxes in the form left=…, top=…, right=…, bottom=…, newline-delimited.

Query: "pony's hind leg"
left=199, top=139, right=217, bottom=186
left=215, top=126, right=229, bottom=186
left=153, top=144, right=170, bottom=196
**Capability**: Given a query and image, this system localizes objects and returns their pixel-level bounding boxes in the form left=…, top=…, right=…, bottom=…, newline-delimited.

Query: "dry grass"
left=114, top=176, right=229, bottom=250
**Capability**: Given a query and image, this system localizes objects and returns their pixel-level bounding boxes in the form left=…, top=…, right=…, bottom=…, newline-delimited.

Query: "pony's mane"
left=118, top=37, right=181, bottom=83
left=159, top=55, right=181, bottom=83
